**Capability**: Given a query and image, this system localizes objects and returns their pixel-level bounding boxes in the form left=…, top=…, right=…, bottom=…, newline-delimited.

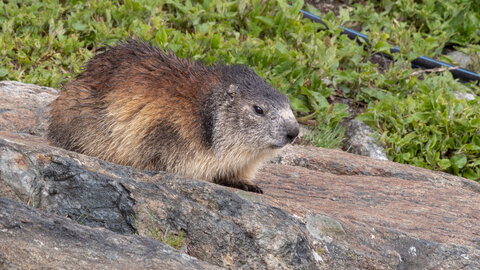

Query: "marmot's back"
left=48, top=39, right=299, bottom=193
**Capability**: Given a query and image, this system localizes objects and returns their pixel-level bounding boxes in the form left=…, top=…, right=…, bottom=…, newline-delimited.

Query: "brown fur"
left=48, top=39, right=299, bottom=193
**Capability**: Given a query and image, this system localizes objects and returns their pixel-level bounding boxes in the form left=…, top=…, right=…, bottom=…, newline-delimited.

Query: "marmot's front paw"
left=242, top=183, right=263, bottom=194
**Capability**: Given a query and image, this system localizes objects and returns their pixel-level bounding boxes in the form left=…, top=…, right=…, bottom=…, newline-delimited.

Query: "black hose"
left=299, top=9, right=480, bottom=83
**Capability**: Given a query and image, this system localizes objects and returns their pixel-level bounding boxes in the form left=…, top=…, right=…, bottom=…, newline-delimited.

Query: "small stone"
left=321, top=78, right=332, bottom=86
left=447, top=51, right=472, bottom=69
left=454, top=91, right=476, bottom=101
left=342, top=119, right=388, bottom=160
left=408, top=246, right=417, bottom=257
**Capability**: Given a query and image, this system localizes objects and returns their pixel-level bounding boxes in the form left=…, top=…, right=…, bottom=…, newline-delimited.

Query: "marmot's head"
left=210, top=65, right=299, bottom=154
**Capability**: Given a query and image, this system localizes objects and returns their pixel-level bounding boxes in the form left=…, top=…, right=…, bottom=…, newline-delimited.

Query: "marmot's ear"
left=226, top=84, right=238, bottom=102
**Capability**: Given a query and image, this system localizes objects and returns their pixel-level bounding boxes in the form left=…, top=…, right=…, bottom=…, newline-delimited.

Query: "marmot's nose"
left=285, top=123, right=299, bottom=143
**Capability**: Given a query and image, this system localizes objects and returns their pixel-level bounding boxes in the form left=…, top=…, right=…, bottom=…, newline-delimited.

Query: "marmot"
left=48, top=39, right=299, bottom=193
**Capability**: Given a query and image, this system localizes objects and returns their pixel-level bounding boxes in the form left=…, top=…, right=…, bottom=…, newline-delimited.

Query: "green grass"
left=1, top=0, right=479, bottom=180
left=147, top=209, right=184, bottom=249
left=301, top=124, right=345, bottom=149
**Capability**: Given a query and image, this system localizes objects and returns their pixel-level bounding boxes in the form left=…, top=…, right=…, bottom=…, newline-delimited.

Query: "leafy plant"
left=349, top=0, right=480, bottom=72
left=362, top=0, right=480, bottom=46
left=301, top=124, right=345, bottom=149
left=357, top=73, right=480, bottom=180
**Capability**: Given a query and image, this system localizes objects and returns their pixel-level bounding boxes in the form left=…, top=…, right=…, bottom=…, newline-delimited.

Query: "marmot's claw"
left=243, top=184, right=263, bottom=194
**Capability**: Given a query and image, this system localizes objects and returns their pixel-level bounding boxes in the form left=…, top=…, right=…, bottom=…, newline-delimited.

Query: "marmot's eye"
left=253, top=105, right=264, bottom=116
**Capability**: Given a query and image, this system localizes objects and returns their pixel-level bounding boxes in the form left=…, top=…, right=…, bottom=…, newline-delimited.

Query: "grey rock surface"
left=2, top=80, right=480, bottom=269
left=0, top=197, right=220, bottom=270
left=0, top=131, right=320, bottom=269
left=342, top=119, right=388, bottom=160
left=267, top=146, right=480, bottom=269
left=0, top=81, right=58, bottom=137
left=447, top=50, right=472, bottom=69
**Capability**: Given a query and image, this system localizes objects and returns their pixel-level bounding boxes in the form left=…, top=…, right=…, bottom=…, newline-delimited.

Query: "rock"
left=267, top=145, right=480, bottom=269
left=0, top=131, right=320, bottom=269
left=447, top=50, right=472, bottom=69
left=305, top=214, right=346, bottom=243
left=342, top=119, right=388, bottom=160
left=0, top=197, right=220, bottom=270
left=2, top=80, right=480, bottom=269
left=454, top=91, right=476, bottom=101
left=321, top=78, right=332, bottom=86
left=0, top=81, right=58, bottom=137
left=1, top=81, right=320, bottom=269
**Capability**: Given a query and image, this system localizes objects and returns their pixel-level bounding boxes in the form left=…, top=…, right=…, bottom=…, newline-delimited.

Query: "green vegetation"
left=301, top=124, right=345, bottom=149
left=1, top=0, right=479, bottom=180
left=349, top=0, right=480, bottom=70
left=357, top=75, right=480, bottom=178
left=345, top=0, right=480, bottom=179
left=148, top=210, right=184, bottom=249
